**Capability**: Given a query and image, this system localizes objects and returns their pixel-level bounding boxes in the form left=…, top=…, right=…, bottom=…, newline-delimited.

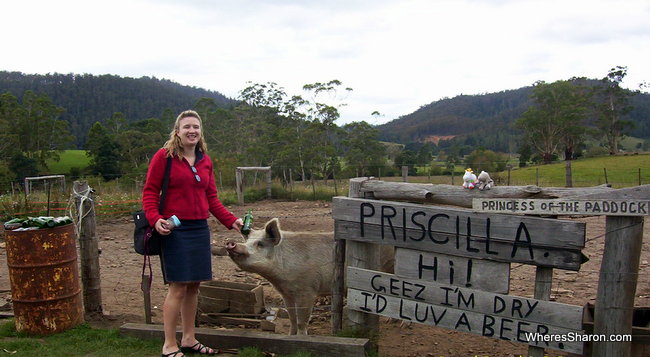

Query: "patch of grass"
left=0, top=321, right=160, bottom=356
left=505, top=154, right=650, bottom=188
left=0, top=321, right=322, bottom=357
left=45, top=150, right=91, bottom=175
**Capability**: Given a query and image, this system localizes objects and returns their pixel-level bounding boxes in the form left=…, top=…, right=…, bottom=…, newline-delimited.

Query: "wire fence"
left=1, top=165, right=647, bottom=220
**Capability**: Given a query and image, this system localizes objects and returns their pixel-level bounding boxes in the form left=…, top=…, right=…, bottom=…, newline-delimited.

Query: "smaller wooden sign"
left=395, top=248, right=510, bottom=294
left=473, top=198, right=650, bottom=216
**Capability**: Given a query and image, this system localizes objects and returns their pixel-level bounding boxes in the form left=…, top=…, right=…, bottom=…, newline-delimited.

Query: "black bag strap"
left=142, top=156, right=173, bottom=289
left=158, top=156, right=173, bottom=213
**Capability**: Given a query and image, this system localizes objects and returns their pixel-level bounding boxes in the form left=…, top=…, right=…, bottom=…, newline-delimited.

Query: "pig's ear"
left=264, top=218, right=282, bottom=246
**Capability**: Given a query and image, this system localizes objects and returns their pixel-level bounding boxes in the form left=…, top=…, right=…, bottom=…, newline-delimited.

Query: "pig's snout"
left=224, top=240, right=247, bottom=258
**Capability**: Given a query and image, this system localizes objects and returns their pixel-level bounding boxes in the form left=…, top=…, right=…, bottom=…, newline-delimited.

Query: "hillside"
left=0, top=71, right=238, bottom=147
left=378, top=85, right=650, bottom=150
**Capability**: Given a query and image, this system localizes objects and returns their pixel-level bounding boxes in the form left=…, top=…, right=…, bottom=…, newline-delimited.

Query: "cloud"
left=1, top=0, right=649, bottom=125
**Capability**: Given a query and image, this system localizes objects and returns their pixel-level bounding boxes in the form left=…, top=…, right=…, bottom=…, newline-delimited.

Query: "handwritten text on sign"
left=347, top=268, right=584, bottom=354
left=395, top=248, right=510, bottom=293
left=332, top=197, right=586, bottom=270
left=473, top=199, right=650, bottom=216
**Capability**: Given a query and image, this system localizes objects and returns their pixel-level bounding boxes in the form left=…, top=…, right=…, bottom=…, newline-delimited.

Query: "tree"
left=341, top=121, right=386, bottom=177
left=86, top=122, right=121, bottom=180
left=8, top=153, right=38, bottom=182
left=515, top=80, right=590, bottom=163
left=0, top=92, right=21, bottom=159
left=593, top=66, right=635, bottom=154
left=14, top=91, right=74, bottom=168
left=463, top=148, right=506, bottom=173
left=394, top=149, right=418, bottom=175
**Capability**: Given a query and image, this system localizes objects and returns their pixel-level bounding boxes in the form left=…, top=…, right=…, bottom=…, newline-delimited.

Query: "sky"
left=2, top=0, right=649, bottom=126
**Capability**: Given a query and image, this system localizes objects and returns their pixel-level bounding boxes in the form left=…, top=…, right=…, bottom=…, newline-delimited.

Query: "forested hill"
left=0, top=71, right=237, bottom=147
left=377, top=85, right=650, bottom=150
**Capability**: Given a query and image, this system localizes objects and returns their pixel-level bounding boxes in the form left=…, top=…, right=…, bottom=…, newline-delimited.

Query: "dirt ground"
left=0, top=199, right=648, bottom=357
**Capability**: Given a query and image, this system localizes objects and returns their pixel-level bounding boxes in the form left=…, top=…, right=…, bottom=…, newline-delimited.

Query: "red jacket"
left=142, top=148, right=237, bottom=229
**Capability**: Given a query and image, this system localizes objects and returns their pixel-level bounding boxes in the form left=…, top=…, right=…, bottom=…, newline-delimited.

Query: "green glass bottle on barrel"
left=241, top=209, right=253, bottom=235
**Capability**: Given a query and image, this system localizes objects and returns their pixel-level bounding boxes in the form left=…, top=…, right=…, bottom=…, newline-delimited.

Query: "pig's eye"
left=255, top=241, right=263, bottom=248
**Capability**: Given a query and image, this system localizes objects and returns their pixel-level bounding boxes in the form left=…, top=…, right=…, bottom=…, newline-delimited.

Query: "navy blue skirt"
left=160, top=219, right=212, bottom=283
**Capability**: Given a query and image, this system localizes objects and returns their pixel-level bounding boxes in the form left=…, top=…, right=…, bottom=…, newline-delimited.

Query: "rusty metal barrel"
left=5, top=223, right=83, bottom=334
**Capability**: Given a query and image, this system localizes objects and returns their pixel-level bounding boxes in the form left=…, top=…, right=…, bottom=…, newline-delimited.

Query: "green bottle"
left=54, top=216, right=73, bottom=226
left=4, top=218, right=25, bottom=230
left=241, top=209, right=253, bottom=235
left=31, top=217, right=56, bottom=228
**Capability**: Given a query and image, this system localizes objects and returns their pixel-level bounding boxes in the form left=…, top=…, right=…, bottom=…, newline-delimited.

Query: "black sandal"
left=162, top=350, right=185, bottom=357
left=181, top=342, right=218, bottom=355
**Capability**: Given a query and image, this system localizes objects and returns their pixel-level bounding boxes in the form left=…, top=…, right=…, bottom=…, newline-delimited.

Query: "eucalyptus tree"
left=593, top=66, right=635, bottom=154
left=0, top=92, right=21, bottom=160
left=11, top=91, right=74, bottom=169
left=341, top=121, right=386, bottom=177
left=516, top=79, right=590, bottom=163
left=86, top=122, right=121, bottom=180
left=299, top=80, right=352, bottom=180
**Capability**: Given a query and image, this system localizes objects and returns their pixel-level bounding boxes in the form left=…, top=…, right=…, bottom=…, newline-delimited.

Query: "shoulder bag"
left=133, top=156, right=172, bottom=255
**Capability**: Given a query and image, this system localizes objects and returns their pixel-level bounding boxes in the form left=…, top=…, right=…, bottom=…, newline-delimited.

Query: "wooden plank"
left=347, top=267, right=583, bottom=330
left=346, top=288, right=583, bottom=354
left=473, top=198, right=650, bottom=216
left=356, top=180, right=615, bottom=208
left=395, top=248, right=510, bottom=294
left=198, top=314, right=261, bottom=328
left=335, top=220, right=585, bottom=271
left=120, top=322, right=371, bottom=357
left=332, top=197, right=585, bottom=249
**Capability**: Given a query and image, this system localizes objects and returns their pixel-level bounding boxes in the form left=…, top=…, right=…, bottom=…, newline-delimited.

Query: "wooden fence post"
left=565, top=160, right=573, bottom=187
left=507, top=165, right=512, bottom=186
left=334, top=178, right=380, bottom=337
left=236, top=168, right=244, bottom=205
left=401, top=166, right=408, bottom=182
left=592, top=216, right=644, bottom=356
left=603, top=168, right=608, bottom=184
left=528, top=267, right=553, bottom=357
left=266, top=169, right=272, bottom=199
left=73, top=181, right=103, bottom=315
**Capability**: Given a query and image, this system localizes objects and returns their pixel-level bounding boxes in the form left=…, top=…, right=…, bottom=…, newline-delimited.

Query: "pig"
left=224, top=218, right=334, bottom=335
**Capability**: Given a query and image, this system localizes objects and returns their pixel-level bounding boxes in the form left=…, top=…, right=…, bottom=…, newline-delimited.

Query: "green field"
left=505, top=153, right=650, bottom=188
left=381, top=154, right=650, bottom=188
left=45, top=150, right=91, bottom=175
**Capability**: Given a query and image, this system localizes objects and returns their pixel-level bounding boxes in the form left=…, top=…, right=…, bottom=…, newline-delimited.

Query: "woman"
left=143, top=110, right=243, bottom=357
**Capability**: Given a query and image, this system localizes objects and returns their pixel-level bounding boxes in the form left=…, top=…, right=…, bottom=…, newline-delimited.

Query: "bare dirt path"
left=1, top=199, right=648, bottom=356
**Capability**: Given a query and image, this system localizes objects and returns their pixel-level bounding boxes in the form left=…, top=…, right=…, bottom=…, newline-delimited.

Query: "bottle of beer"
left=4, top=218, right=25, bottom=230
left=29, top=217, right=56, bottom=228
left=241, top=209, right=253, bottom=235
left=53, top=216, right=73, bottom=226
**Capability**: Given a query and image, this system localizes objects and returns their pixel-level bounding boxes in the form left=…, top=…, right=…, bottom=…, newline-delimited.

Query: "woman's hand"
left=231, top=218, right=243, bottom=232
left=155, top=218, right=172, bottom=235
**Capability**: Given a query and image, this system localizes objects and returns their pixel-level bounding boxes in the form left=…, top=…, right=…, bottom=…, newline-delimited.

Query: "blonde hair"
left=163, top=110, right=208, bottom=158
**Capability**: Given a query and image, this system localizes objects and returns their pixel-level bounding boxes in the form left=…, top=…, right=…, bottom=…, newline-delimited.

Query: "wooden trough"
left=198, top=280, right=265, bottom=326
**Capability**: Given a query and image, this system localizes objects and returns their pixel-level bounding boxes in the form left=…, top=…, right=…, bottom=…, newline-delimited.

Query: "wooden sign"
left=473, top=198, right=650, bottom=216
left=395, top=248, right=510, bottom=294
left=347, top=267, right=584, bottom=354
left=332, top=197, right=585, bottom=248
left=333, top=197, right=587, bottom=270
